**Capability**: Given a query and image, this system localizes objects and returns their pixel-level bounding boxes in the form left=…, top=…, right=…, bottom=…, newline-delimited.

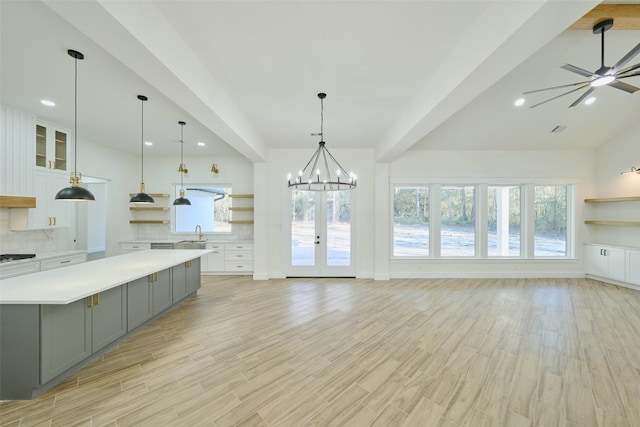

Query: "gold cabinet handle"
left=96, top=293, right=100, bottom=305
left=53, top=217, right=57, bottom=226
left=48, top=217, right=52, bottom=226
left=60, top=260, right=71, bottom=264
left=155, top=272, right=158, bottom=282
left=88, top=295, right=94, bottom=308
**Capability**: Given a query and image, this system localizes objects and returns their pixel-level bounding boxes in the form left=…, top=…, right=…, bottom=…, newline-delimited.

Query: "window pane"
left=175, top=186, right=231, bottom=233
left=534, top=185, right=567, bottom=256
left=326, top=191, right=351, bottom=266
left=393, top=187, right=429, bottom=256
left=291, top=190, right=315, bottom=266
left=488, top=186, right=521, bottom=256
left=441, top=186, right=475, bottom=256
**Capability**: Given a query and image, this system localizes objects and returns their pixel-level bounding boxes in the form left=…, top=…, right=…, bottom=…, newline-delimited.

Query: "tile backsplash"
left=0, top=209, right=69, bottom=254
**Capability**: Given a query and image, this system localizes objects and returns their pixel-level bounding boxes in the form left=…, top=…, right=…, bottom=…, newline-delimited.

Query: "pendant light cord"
left=73, top=55, right=78, bottom=176
left=320, top=96, right=324, bottom=141
left=180, top=124, right=184, bottom=188
left=141, top=98, right=144, bottom=183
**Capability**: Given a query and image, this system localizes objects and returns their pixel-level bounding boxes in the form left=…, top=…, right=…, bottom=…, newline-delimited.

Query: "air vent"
left=551, top=125, right=567, bottom=133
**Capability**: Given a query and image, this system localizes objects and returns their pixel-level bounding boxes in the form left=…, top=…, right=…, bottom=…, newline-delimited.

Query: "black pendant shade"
left=173, top=121, right=191, bottom=206
left=55, top=49, right=95, bottom=201
left=130, top=192, right=155, bottom=204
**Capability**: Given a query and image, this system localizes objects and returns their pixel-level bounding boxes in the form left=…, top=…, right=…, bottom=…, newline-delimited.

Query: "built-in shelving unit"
left=228, top=194, right=254, bottom=225
left=129, top=193, right=171, bottom=225
left=584, top=196, right=640, bottom=227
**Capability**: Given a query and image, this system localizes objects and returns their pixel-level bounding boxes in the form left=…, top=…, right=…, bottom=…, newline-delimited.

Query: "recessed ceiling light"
left=514, top=98, right=525, bottom=107
left=197, top=142, right=205, bottom=147
left=41, top=99, right=55, bottom=107
left=585, top=97, right=596, bottom=105
left=144, top=141, right=153, bottom=146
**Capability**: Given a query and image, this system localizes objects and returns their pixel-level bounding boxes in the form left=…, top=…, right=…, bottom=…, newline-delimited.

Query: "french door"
left=288, top=190, right=355, bottom=277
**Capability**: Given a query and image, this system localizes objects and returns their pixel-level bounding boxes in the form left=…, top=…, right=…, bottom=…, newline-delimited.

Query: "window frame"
left=172, top=183, right=233, bottom=235
left=390, top=179, right=575, bottom=261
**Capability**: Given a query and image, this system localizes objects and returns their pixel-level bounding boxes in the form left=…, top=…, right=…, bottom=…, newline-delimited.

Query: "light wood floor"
left=1, top=276, right=640, bottom=427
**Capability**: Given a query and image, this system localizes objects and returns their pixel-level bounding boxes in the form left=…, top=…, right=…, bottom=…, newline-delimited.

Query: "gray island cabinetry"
left=41, top=285, right=127, bottom=383
left=0, top=250, right=209, bottom=400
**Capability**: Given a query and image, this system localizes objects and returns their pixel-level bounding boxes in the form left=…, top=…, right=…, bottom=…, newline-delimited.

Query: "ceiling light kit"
left=524, top=19, right=640, bottom=108
left=288, top=93, right=357, bottom=191
left=173, top=121, right=191, bottom=206
left=129, top=95, right=154, bottom=204
left=54, top=49, right=95, bottom=201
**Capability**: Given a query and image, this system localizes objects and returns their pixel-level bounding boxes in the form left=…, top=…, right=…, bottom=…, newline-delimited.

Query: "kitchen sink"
left=174, top=240, right=206, bottom=249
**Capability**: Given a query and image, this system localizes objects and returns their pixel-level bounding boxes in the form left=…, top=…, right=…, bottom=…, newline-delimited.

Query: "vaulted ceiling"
left=2, top=1, right=639, bottom=161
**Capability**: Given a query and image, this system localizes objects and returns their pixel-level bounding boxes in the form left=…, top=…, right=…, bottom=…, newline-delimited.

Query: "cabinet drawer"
left=206, top=243, right=224, bottom=251
left=0, top=261, right=39, bottom=279
left=224, top=251, right=253, bottom=262
left=224, top=261, right=253, bottom=272
left=40, top=253, right=86, bottom=271
left=121, top=243, right=151, bottom=252
left=225, top=243, right=253, bottom=251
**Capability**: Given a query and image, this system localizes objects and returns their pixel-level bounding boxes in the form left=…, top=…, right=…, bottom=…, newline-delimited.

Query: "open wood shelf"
left=129, top=207, right=169, bottom=211
left=229, top=194, right=254, bottom=198
left=584, top=220, right=640, bottom=226
left=228, top=220, right=254, bottom=225
left=129, top=220, right=170, bottom=225
left=229, top=207, right=254, bottom=211
left=128, top=193, right=170, bottom=198
left=584, top=196, right=640, bottom=203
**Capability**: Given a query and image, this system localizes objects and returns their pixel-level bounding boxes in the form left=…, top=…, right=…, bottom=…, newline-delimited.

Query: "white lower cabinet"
left=584, top=243, right=638, bottom=286
left=0, top=260, right=39, bottom=279
left=627, top=250, right=640, bottom=286
left=10, top=171, right=71, bottom=230
left=120, top=243, right=151, bottom=254
left=40, top=253, right=86, bottom=271
left=201, top=243, right=253, bottom=274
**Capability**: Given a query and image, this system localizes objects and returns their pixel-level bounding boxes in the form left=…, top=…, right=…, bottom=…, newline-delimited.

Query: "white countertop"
left=0, top=250, right=86, bottom=267
left=0, top=249, right=210, bottom=305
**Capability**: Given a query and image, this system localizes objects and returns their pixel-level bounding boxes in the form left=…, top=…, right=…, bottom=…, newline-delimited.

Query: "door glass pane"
left=36, top=124, right=46, bottom=167
left=393, top=186, right=429, bottom=256
left=440, top=186, right=475, bottom=256
left=488, top=186, right=521, bottom=256
left=326, top=191, right=351, bottom=266
left=291, top=190, right=315, bottom=266
left=534, top=185, right=567, bottom=256
left=54, top=130, right=67, bottom=171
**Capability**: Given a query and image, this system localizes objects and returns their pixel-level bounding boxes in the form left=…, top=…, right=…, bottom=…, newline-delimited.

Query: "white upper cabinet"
left=10, top=171, right=71, bottom=230
left=35, top=121, right=70, bottom=173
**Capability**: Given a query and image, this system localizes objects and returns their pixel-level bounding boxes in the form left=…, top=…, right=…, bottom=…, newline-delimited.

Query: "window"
left=440, top=185, right=475, bottom=256
left=393, top=187, right=429, bottom=256
left=487, top=186, right=521, bottom=257
left=391, top=182, right=573, bottom=260
left=174, top=185, right=231, bottom=233
left=534, top=185, right=567, bottom=257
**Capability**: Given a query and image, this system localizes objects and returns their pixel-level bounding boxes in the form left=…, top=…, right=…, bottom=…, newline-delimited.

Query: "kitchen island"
left=0, top=249, right=210, bottom=400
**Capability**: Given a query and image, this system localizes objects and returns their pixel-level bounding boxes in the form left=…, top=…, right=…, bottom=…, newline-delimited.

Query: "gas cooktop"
left=0, top=254, right=36, bottom=263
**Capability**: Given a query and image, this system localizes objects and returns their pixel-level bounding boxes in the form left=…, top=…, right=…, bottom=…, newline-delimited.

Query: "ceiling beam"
left=568, top=4, right=640, bottom=30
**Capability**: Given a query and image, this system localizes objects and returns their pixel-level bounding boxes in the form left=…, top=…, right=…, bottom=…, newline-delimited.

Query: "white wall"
left=142, top=154, right=254, bottom=242
left=386, top=149, right=597, bottom=278
left=587, top=122, right=640, bottom=247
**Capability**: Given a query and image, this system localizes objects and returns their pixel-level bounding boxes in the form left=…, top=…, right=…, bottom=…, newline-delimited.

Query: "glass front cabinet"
left=35, top=122, right=69, bottom=173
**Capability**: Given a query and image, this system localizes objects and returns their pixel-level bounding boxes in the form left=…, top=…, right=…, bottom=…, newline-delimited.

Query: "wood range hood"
left=0, top=195, right=36, bottom=208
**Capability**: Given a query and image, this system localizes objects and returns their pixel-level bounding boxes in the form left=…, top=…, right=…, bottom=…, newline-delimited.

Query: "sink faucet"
left=195, top=225, right=203, bottom=240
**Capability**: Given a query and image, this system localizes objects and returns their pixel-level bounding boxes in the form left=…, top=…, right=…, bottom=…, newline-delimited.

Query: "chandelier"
left=287, top=93, right=357, bottom=191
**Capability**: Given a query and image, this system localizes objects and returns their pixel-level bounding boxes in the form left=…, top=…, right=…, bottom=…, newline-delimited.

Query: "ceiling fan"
left=525, top=19, right=640, bottom=108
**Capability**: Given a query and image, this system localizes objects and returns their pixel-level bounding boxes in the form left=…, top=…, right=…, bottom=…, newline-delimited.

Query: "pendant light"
left=173, top=121, right=191, bottom=206
left=287, top=93, right=357, bottom=191
left=129, top=95, right=154, bottom=204
left=55, top=49, right=95, bottom=201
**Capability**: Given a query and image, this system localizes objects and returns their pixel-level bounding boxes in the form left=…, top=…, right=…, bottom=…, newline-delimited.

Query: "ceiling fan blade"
left=523, top=81, right=590, bottom=95
left=613, top=42, right=640, bottom=71
left=561, top=64, right=594, bottom=77
left=569, top=87, right=595, bottom=108
left=617, top=62, right=640, bottom=77
left=528, top=84, right=590, bottom=108
left=608, top=80, right=640, bottom=93
left=618, top=71, right=640, bottom=80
